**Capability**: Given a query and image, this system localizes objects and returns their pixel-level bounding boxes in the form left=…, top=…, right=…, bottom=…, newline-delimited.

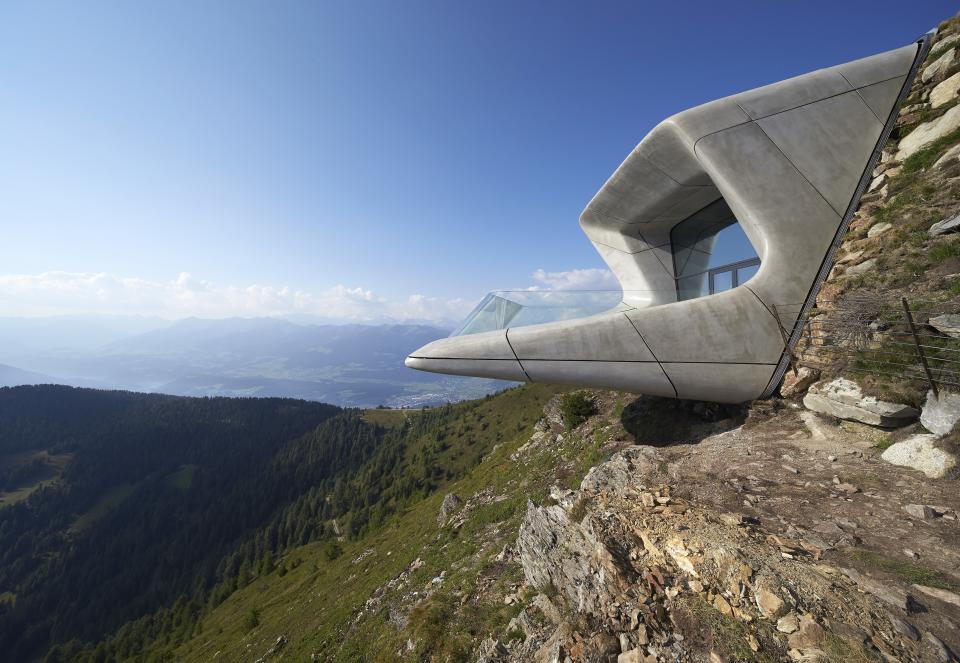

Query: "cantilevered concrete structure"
left=406, top=37, right=931, bottom=403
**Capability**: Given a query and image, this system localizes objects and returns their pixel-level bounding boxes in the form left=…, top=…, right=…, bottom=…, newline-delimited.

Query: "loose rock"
left=867, top=221, right=893, bottom=238
left=930, top=314, right=960, bottom=339
left=903, top=503, right=935, bottom=519
left=777, top=613, right=799, bottom=634
left=803, top=379, right=919, bottom=427
left=931, top=71, right=960, bottom=107
left=897, top=104, right=960, bottom=161
left=780, top=367, right=819, bottom=398
left=922, top=47, right=956, bottom=83
left=882, top=434, right=957, bottom=478
left=921, top=389, right=960, bottom=435
left=844, top=258, right=877, bottom=276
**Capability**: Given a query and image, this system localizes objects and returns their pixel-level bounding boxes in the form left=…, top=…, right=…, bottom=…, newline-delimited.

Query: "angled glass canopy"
left=452, top=291, right=626, bottom=337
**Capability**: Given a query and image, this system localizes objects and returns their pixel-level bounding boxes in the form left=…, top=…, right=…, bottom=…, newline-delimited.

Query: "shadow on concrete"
left=620, top=395, right=746, bottom=447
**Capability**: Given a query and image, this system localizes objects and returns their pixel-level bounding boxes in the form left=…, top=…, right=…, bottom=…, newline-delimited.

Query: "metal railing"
left=707, top=257, right=761, bottom=294
left=776, top=294, right=960, bottom=393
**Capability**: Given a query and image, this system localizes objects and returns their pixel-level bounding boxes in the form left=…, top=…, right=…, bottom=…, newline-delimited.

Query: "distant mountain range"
left=0, top=316, right=513, bottom=407
left=0, top=363, right=54, bottom=387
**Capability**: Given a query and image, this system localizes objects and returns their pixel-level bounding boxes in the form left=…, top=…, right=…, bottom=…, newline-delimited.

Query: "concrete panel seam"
left=590, top=238, right=670, bottom=256
left=748, top=113, right=847, bottom=218
left=504, top=328, right=532, bottom=382
left=622, top=313, right=678, bottom=398
left=838, top=70, right=883, bottom=123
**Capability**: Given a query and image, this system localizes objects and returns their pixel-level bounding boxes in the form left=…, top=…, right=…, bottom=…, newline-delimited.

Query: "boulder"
left=922, top=47, right=955, bottom=83
left=786, top=614, right=827, bottom=650
left=754, top=584, right=788, bottom=619
left=867, top=223, right=893, bottom=238
left=921, top=389, right=960, bottom=435
left=912, top=584, right=960, bottom=608
left=781, top=366, right=819, bottom=398
left=844, top=258, right=877, bottom=276
left=437, top=493, right=463, bottom=525
left=897, top=105, right=960, bottom=161
left=881, top=434, right=957, bottom=478
left=867, top=222, right=893, bottom=239
left=903, top=503, right=936, bottom=519
left=931, top=71, right=960, bottom=108
left=922, top=632, right=955, bottom=663
left=803, top=379, right=919, bottom=427
left=777, top=613, right=799, bottom=634
left=934, top=33, right=960, bottom=52
left=929, top=313, right=960, bottom=338
left=889, top=615, right=920, bottom=641
left=934, top=143, right=960, bottom=168
left=929, top=214, right=960, bottom=236
left=836, top=250, right=864, bottom=265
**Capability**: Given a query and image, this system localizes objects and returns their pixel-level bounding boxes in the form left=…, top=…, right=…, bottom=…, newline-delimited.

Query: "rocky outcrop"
left=511, top=444, right=948, bottom=662
left=930, top=213, right=960, bottom=237
left=897, top=105, right=960, bottom=161
left=803, top=378, right=919, bottom=427
left=438, top=493, right=463, bottom=526
left=518, top=500, right=632, bottom=618
left=881, top=433, right=957, bottom=478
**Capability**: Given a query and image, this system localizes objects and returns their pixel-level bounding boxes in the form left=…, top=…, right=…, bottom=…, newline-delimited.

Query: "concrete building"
left=406, top=37, right=931, bottom=403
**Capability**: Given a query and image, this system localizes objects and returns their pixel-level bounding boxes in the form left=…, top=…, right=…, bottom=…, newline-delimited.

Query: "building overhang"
left=406, top=36, right=931, bottom=403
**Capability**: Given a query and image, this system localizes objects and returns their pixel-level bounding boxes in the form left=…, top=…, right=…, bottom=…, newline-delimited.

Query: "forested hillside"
left=0, top=383, right=553, bottom=661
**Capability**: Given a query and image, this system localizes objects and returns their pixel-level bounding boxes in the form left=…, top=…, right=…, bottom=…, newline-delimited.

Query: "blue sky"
left=0, top=1, right=954, bottom=321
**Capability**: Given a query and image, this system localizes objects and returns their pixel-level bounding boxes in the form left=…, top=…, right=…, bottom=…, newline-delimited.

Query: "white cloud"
left=528, top=267, right=618, bottom=290
left=0, top=271, right=475, bottom=324
left=0, top=266, right=618, bottom=324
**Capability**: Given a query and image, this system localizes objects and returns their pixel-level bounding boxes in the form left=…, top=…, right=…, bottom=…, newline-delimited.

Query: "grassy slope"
left=171, top=385, right=618, bottom=662
left=177, top=385, right=586, bottom=661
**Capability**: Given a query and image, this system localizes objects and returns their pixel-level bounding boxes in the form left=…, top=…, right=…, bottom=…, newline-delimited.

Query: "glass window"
left=670, top=199, right=759, bottom=300
left=735, top=262, right=760, bottom=285
left=711, top=270, right=733, bottom=293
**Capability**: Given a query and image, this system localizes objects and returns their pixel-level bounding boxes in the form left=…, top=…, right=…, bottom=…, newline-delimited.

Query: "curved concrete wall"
left=406, top=38, right=929, bottom=403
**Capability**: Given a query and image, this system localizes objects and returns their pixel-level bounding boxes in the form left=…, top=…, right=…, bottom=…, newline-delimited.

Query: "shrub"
left=560, top=391, right=597, bottom=429
left=322, top=540, right=342, bottom=561
left=243, top=608, right=260, bottom=632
